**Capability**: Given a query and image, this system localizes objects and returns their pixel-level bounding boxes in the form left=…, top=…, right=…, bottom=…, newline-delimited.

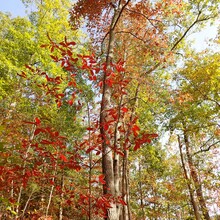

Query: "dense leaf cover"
left=0, top=0, right=219, bottom=219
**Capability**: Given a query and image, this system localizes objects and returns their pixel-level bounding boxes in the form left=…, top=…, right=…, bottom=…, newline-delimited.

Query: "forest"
left=0, top=0, right=219, bottom=219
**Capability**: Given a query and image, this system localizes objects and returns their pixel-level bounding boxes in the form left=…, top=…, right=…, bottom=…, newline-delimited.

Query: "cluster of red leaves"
left=41, top=37, right=159, bottom=153
left=12, top=37, right=159, bottom=217
left=0, top=117, right=82, bottom=201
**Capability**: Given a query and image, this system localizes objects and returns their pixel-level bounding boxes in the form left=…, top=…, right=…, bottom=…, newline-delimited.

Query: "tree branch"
left=193, top=140, right=220, bottom=156
left=171, top=11, right=216, bottom=51
left=115, top=30, right=149, bottom=43
left=125, top=8, right=161, bottom=30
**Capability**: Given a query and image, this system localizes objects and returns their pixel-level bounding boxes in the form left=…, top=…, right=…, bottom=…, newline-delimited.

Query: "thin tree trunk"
left=120, top=81, right=139, bottom=220
left=100, top=1, right=131, bottom=219
left=183, top=130, right=210, bottom=220
left=121, top=83, right=140, bottom=220
left=177, top=135, right=200, bottom=220
left=21, top=188, right=35, bottom=218
left=46, top=182, right=55, bottom=218
left=87, top=102, right=92, bottom=220
left=138, top=161, right=145, bottom=220
left=59, top=174, right=64, bottom=220
left=45, top=160, right=58, bottom=218
left=125, top=163, right=131, bottom=220
left=125, top=150, right=131, bottom=220
left=16, top=124, right=36, bottom=218
left=121, top=155, right=126, bottom=220
left=121, top=149, right=131, bottom=220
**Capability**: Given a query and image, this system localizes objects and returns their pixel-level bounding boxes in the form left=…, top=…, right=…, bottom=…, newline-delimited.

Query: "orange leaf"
left=57, top=101, right=62, bottom=108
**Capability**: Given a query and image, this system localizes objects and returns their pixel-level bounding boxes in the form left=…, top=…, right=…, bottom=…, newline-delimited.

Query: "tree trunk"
left=120, top=83, right=140, bottom=220
left=177, top=135, right=200, bottom=220
left=87, top=102, right=92, bottom=220
left=59, top=174, right=64, bottom=220
left=183, top=130, right=210, bottom=220
left=100, top=1, right=130, bottom=219
left=121, top=149, right=131, bottom=220
left=16, top=124, right=36, bottom=218
left=46, top=158, right=58, bottom=218
left=138, top=161, right=145, bottom=220
left=125, top=150, right=131, bottom=220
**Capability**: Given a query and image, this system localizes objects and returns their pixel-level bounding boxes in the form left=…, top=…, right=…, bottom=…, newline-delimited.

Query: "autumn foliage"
left=0, top=0, right=219, bottom=219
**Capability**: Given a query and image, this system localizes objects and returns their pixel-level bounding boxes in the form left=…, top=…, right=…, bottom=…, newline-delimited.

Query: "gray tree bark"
left=183, top=130, right=210, bottom=220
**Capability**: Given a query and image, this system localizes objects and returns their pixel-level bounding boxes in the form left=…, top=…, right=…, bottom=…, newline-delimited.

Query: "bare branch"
left=171, top=11, right=216, bottom=51
left=193, top=140, right=220, bottom=156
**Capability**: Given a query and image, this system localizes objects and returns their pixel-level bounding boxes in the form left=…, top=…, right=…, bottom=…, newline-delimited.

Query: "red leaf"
left=60, top=154, right=68, bottom=162
left=121, top=107, right=128, bottom=113
left=106, top=79, right=113, bottom=87
left=150, top=134, right=158, bottom=138
left=54, top=131, right=59, bottom=137
left=133, top=133, right=158, bottom=151
left=71, top=57, right=78, bottom=62
left=86, top=146, right=95, bottom=154
left=86, top=127, right=93, bottom=131
left=50, top=55, right=58, bottom=61
left=9, top=198, right=16, bottom=204
left=132, top=125, right=140, bottom=137
left=34, top=128, right=43, bottom=136
left=98, top=81, right=103, bottom=87
left=23, top=118, right=41, bottom=126
left=99, top=174, right=106, bottom=185
left=55, top=93, right=65, bottom=99
left=68, top=81, right=76, bottom=87
left=17, top=71, right=27, bottom=78
left=57, top=101, right=62, bottom=108
left=67, top=49, right=72, bottom=56
left=25, top=64, right=34, bottom=72
left=118, top=198, right=127, bottom=206
left=96, top=151, right=101, bottom=155
left=41, top=140, right=53, bottom=145
left=23, top=121, right=35, bottom=125
left=104, top=123, right=109, bottom=130
left=35, top=117, right=41, bottom=125
left=68, top=99, right=74, bottom=106
left=116, top=150, right=124, bottom=156
left=61, top=60, right=65, bottom=67
left=67, top=41, right=76, bottom=46
left=134, top=143, right=140, bottom=151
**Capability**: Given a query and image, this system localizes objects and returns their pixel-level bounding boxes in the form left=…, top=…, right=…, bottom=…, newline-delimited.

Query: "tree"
left=0, top=1, right=88, bottom=218
left=169, top=50, right=220, bottom=219
left=69, top=0, right=219, bottom=219
left=0, top=0, right=219, bottom=219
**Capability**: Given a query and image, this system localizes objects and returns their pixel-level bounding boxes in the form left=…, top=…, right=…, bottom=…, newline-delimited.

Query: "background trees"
left=0, top=0, right=219, bottom=219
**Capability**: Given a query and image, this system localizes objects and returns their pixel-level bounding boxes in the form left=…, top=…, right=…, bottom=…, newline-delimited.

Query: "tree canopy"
left=0, top=0, right=219, bottom=219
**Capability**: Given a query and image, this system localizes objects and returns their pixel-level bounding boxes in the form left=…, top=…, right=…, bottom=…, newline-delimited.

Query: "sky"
left=188, top=23, right=219, bottom=51
left=0, top=0, right=27, bottom=17
left=0, top=0, right=218, bottom=51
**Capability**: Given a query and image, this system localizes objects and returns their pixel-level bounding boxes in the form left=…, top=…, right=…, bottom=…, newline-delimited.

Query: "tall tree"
left=169, top=50, right=220, bottom=219
left=0, top=0, right=219, bottom=219
left=70, top=0, right=219, bottom=219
